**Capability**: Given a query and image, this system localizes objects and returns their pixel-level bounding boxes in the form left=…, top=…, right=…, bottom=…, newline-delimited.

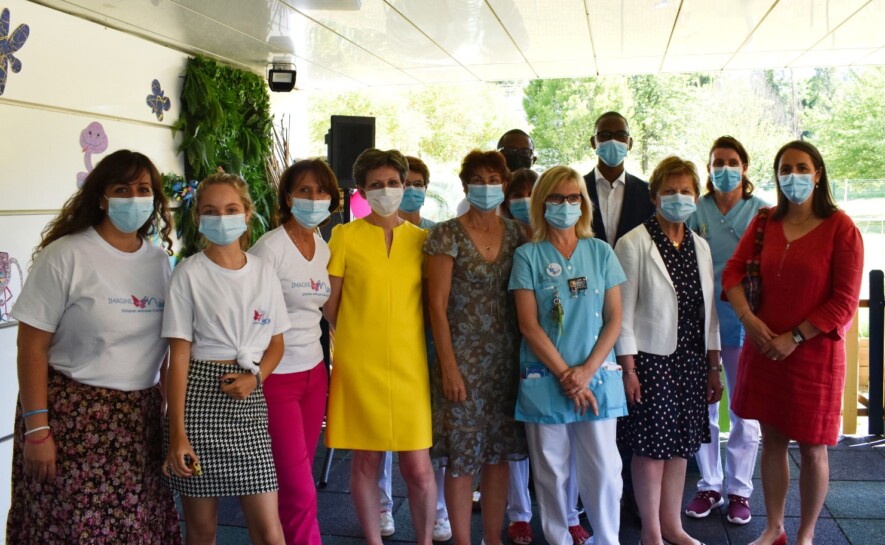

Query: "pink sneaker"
left=726, top=494, right=752, bottom=525
left=684, top=490, right=724, bottom=518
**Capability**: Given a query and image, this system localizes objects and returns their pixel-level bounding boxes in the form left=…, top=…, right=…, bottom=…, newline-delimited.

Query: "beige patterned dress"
left=424, top=218, right=528, bottom=476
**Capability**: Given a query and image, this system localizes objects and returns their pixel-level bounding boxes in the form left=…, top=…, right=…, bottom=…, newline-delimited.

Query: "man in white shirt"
left=583, top=112, right=655, bottom=247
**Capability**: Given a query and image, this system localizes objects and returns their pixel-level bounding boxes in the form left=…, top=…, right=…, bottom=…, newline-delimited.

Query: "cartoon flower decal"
left=0, top=8, right=30, bottom=96
left=146, top=79, right=171, bottom=121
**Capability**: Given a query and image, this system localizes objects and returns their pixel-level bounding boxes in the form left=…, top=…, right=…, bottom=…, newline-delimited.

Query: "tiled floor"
left=202, top=434, right=885, bottom=545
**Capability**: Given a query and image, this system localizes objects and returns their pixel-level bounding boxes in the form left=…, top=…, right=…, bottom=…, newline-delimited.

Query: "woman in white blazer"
left=614, top=156, right=723, bottom=545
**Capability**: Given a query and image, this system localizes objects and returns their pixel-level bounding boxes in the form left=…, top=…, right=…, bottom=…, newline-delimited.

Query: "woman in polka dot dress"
left=614, top=156, right=723, bottom=545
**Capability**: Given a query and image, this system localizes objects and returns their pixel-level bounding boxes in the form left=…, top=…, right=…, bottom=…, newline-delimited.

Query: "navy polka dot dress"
left=618, top=218, right=712, bottom=460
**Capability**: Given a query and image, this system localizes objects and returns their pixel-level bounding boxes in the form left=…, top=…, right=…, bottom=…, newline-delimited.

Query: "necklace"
left=285, top=223, right=314, bottom=260
left=786, top=213, right=814, bottom=226
left=468, top=217, right=497, bottom=251
left=205, top=248, right=246, bottom=269
left=552, top=238, right=577, bottom=260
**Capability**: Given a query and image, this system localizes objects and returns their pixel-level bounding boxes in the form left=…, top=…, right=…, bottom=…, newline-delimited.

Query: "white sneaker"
left=380, top=510, right=395, bottom=537
left=432, top=517, right=452, bottom=541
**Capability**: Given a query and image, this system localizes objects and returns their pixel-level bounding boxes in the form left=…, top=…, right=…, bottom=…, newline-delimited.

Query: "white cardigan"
left=614, top=223, right=720, bottom=356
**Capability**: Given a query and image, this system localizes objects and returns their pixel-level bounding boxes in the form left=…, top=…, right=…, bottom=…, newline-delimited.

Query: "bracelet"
left=22, top=409, right=48, bottom=418
left=623, top=369, right=637, bottom=375
left=26, top=431, right=52, bottom=444
left=709, top=365, right=722, bottom=372
left=24, top=425, right=51, bottom=437
left=255, top=371, right=262, bottom=386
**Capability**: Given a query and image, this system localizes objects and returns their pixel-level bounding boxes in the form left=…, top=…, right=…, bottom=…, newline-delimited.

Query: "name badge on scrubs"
left=568, top=276, right=587, bottom=298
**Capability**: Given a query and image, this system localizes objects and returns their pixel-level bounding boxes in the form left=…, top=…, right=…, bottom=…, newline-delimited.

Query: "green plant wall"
left=170, top=55, right=277, bottom=257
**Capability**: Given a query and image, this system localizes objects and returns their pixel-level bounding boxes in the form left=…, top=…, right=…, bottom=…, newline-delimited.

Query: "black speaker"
left=325, top=115, right=375, bottom=189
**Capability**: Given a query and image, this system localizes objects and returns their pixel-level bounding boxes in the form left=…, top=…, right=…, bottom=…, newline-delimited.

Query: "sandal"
left=507, top=521, right=533, bottom=545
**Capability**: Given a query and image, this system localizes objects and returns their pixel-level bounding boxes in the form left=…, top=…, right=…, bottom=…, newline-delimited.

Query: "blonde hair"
left=530, top=166, right=595, bottom=242
left=194, top=172, right=254, bottom=249
left=649, top=156, right=701, bottom=200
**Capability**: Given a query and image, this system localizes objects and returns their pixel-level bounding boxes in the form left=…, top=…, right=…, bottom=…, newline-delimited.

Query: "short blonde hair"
left=530, top=166, right=594, bottom=242
left=194, top=172, right=254, bottom=249
left=649, top=156, right=701, bottom=200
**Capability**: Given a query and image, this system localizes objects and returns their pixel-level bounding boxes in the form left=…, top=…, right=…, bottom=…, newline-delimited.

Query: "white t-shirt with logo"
left=12, top=228, right=171, bottom=391
left=161, top=252, right=290, bottom=365
left=249, top=227, right=331, bottom=374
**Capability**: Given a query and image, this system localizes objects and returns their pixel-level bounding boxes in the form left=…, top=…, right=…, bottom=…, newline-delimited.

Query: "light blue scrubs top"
left=509, top=237, right=627, bottom=424
left=686, top=194, right=768, bottom=347
left=419, top=217, right=437, bottom=230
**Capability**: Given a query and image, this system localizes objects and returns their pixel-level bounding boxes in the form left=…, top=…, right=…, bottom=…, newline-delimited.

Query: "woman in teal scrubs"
left=509, top=165, right=627, bottom=545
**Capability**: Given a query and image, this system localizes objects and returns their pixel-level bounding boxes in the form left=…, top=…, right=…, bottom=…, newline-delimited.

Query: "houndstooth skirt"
left=163, top=359, right=278, bottom=497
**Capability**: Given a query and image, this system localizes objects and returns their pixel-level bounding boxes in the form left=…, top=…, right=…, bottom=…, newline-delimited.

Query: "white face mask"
left=365, top=186, right=404, bottom=217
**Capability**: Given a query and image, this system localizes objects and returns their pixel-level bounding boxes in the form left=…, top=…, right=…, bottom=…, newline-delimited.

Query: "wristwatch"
left=791, top=328, right=806, bottom=345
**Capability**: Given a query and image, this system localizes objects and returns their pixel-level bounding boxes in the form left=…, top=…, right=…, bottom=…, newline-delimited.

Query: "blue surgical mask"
left=710, top=166, right=742, bottom=193
left=399, top=187, right=426, bottom=213
left=778, top=173, right=815, bottom=205
left=106, top=196, right=154, bottom=234
left=509, top=197, right=531, bottom=225
left=199, top=214, right=247, bottom=246
left=658, top=194, right=696, bottom=223
left=544, top=202, right=582, bottom=229
left=291, top=198, right=330, bottom=229
left=467, top=184, right=505, bottom=212
left=596, top=139, right=629, bottom=168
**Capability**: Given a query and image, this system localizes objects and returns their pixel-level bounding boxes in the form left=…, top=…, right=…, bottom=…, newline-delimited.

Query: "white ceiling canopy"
left=31, top=0, right=885, bottom=89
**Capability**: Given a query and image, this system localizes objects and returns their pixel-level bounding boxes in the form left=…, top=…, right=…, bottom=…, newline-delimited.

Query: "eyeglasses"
left=546, top=193, right=583, bottom=205
left=594, top=130, right=630, bottom=142
left=498, top=147, right=534, bottom=158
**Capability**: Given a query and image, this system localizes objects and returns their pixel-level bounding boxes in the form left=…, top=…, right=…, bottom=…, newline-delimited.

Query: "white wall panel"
left=1, top=0, right=187, bottom=125
left=0, top=103, right=182, bottom=211
left=0, top=2, right=190, bottom=539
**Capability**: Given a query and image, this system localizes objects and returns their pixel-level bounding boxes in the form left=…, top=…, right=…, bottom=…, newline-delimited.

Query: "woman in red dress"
left=722, top=140, right=863, bottom=545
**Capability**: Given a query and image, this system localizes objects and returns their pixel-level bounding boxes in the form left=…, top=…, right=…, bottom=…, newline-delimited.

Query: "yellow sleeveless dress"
left=325, top=219, right=431, bottom=450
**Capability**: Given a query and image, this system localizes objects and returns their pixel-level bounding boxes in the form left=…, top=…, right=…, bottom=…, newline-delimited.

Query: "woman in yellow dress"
left=324, top=148, right=436, bottom=545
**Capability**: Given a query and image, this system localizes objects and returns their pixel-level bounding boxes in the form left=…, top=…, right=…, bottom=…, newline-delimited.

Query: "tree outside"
left=287, top=66, right=884, bottom=296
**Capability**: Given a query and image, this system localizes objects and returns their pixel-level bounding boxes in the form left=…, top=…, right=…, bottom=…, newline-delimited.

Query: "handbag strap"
left=746, top=207, right=771, bottom=276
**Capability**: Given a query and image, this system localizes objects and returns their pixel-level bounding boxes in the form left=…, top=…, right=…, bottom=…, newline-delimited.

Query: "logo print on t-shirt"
left=253, top=309, right=271, bottom=325
left=309, top=278, right=329, bottom=293
left=116, top=295, right=164, bottom=312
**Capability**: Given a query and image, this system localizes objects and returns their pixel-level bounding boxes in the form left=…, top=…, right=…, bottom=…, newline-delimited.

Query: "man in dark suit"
left=584, top=112, right=652, bottom=522
left=583, top=111, right=655, bottom=247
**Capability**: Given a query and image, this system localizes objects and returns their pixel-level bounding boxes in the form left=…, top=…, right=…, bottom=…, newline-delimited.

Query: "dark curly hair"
left=35, top=150, right=173, bottom=260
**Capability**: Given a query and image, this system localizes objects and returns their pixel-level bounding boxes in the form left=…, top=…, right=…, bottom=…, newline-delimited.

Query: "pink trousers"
left=264, top=362, right=328, bottom=545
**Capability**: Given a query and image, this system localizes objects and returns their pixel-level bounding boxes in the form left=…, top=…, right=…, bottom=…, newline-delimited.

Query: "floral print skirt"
left=6, top=368, right=182, bottom=545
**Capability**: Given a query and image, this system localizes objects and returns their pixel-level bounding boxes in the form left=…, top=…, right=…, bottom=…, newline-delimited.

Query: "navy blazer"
left=584, top=169, right=656, bottom=246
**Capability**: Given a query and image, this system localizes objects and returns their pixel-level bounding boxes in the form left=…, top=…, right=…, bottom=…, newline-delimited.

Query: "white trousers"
left=526, top=420, right=621, bottom=545
left=379, top=451, right=448, bottom=518
left=507, top=455, right=581, bottom=524
left=694, top=346, right=760, bottom=498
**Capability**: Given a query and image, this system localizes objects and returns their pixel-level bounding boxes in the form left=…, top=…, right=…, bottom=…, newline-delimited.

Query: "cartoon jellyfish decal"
left=0, top=8, right=30, bottom=96
left=76, top=121, right=109, bottom=188
left=146, top=79, right=171, bottom=121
